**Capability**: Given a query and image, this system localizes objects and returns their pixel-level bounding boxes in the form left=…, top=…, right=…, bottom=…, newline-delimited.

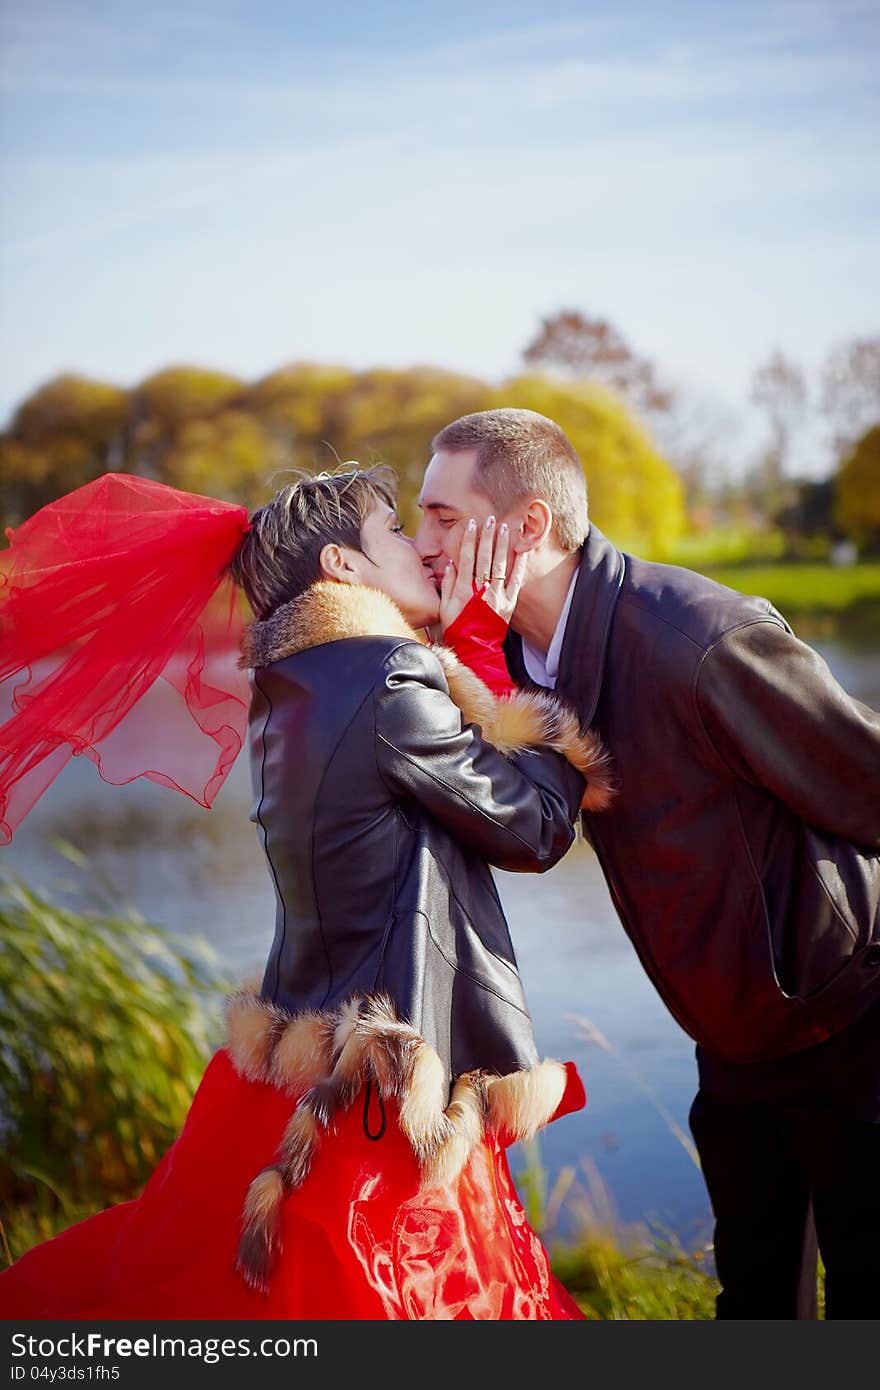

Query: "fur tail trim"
left=228, top=988, right=574, bottom=1292
left=431, top=646, right=615, bottom=812
left=422, top=1075, right=485, bottom=1188
left=484, top=1059, right=567, bottom=1144
left=235, top=1166, right=285, bottom=1294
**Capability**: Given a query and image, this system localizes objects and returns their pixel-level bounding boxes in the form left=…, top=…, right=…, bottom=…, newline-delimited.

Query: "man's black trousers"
left=689, top=996, right=880, bottom=1320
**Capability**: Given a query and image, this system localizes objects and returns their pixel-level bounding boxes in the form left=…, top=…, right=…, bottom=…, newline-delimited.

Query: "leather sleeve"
left=373, top=641, right=585, bottom=872
left=695, top=618, right=880, bottom=849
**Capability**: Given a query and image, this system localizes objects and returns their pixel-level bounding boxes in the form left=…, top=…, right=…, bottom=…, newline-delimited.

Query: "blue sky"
left=1, top=0, right=878, bottom=474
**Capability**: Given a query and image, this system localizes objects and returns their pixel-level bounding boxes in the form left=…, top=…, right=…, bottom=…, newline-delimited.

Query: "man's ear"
left=319, top=542, right=359, bottom=584
left=515, top=499, right=554, bottom=552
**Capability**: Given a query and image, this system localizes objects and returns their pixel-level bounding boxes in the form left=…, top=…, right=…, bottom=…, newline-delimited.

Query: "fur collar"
left=240, top=581, right=422, bottom=669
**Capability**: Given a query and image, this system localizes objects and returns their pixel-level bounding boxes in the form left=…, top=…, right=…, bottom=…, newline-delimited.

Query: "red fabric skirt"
left=0, top=1049, right=584, bottom=1320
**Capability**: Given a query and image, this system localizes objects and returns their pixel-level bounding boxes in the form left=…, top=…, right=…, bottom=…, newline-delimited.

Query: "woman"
left=0, top=465, right=612, bottom=1320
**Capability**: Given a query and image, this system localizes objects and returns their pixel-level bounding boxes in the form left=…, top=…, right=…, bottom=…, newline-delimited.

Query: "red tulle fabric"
left=0, top=474, right=252, bottom=845
left=0, top=1050, right=586, bottom=1320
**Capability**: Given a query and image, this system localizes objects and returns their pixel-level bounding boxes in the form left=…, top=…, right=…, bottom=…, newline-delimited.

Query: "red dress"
left=0, top=1050, right=585, bottom=1320
left=0, top=595, right=586, bottom=1321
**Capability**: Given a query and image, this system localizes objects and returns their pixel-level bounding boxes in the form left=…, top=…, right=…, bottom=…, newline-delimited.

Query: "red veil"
left=0, top=473, right=252, bottom=845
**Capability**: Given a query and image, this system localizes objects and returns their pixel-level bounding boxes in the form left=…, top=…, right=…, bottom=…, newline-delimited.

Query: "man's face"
left=414, top=449, right=504, bottom=588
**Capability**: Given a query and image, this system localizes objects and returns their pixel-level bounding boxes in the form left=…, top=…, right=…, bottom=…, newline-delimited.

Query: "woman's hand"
left=439, top=516, right=528, bottom=633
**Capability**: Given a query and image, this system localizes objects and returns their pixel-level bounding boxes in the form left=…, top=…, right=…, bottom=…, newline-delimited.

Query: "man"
left=414, top=407, right=880, bottom=1320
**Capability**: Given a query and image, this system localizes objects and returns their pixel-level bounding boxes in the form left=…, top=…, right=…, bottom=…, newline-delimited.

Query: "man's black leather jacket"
left=504, top=525, right=880, bottom=1063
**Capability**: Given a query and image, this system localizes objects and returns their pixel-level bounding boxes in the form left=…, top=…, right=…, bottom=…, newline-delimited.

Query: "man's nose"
left=412, top=517, right=435, bottom=559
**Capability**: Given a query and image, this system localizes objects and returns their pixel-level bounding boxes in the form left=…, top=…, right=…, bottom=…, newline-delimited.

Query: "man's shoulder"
left=618, top=553, right=784, bottom=652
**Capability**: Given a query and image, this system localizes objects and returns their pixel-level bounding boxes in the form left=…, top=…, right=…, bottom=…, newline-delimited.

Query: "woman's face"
left=337, top=500, right=442, bottom=628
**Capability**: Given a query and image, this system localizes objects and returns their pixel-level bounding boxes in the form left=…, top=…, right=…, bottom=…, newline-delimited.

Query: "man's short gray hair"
left=431, top=408, right=588, bottom=552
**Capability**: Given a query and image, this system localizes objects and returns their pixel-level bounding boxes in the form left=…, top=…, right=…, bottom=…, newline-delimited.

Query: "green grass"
left=515, top=1140, right=719, bottom=1320
left=697, top=562, right=880, bottom=617
left=0, top=843, right=231, bottom=1263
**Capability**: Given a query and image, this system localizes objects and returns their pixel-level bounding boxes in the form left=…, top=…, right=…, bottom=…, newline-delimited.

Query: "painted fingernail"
left=467, top=518, right=476, bottom=531
left=499, top=522, right=508, bottom=533
left=486, top=515, right=495, bottom=527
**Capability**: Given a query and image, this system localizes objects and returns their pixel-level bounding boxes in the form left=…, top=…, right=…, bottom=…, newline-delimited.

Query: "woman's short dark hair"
left=227, top=463, right=397, bottom=619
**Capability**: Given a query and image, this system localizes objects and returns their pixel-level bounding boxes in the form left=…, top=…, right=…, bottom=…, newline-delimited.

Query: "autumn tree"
left=523, top=310, right=674, bottom=421
left=129, top=367, right=246, bottom=483
left=0, top=375, right=129, bottom=528
left=246, top=363, right=357, bottom=473
left=161, top=411, right=286, bottom=508
left=750, top=350, right=807, bottom=485
left=834, top=425, right=880, bottom=554
left=520, top=309, right=723, bottom=517
left=2, top=360, right=686, bottom=559
left=821, top=336, right=880, bottom=457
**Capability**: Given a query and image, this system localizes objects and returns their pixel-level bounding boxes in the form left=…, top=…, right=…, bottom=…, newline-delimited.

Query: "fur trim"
left=484, top=1060, right=567, bottom=1143
left=235, top=1167, right=285, bottom=1294
left=240, top=582, right=417, bottom=669
left=240, top=580, right=615, bottom=809
left=225, top=991, right=289, bottom=1081
left=228, top=988, right=568, bottom=1292
left=269, top=1012, right=335, bottom=1094
left=422, top=1076, right=485, bottom=1189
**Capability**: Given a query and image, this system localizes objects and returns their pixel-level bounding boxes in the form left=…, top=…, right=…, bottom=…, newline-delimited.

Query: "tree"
left=834, top=424, right=880, bottom=554
left=246, top=362, right=357, bottom=472
left=161, top=410, right=285, bottom=507
left=0, top=376, right=129, bottom=530
left=522, top=310, right=674, bottom=422
left=749, top=350, right=807, bottom=500
left=821, top=336, right=880, bottom=456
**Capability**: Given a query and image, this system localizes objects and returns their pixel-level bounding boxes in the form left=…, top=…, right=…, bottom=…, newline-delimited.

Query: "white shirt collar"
left=520, top=564, right=580, bottom=690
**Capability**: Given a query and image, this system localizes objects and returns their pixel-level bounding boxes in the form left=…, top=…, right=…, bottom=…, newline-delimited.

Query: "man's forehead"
left=419, top=449, right=485, bottom=509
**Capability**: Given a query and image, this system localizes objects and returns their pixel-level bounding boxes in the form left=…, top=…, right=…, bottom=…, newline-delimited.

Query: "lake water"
left=5, top=631, right=879, bottom=1257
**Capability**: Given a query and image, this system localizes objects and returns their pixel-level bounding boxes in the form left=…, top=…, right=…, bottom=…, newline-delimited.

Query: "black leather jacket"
left=504, top=526, right=880, bottom=1063
left=240, top=582, right=592, bottom=1095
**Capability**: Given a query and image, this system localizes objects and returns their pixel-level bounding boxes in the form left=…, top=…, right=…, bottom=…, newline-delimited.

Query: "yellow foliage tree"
left=834, top=425, right=880, bottom=553
left=133, top=367, right=244, bottom=430
left=333, top=368, right=488, bottom=520
left=2, top=363, right=686, bottom=562
left=1, top=375, right=129, bottom=529
left=161, top=410, right=287, bottom=508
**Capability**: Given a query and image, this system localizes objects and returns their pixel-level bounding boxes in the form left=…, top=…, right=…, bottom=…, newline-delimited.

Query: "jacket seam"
left=426, top=841, right=523, bottom=982
left=690, top=618, right=790, bottom=781
left=374, top=731, right=538, bottom=858
left=411, top=910, right=531, bottom=1018
left=620, top=594, right=782, bottom=658
left=312, top=685, right=377, bottom=1009
left=806, top=860, right=860, bottom=946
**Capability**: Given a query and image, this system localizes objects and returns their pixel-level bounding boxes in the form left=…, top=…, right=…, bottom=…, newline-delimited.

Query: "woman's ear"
left=318, top=542, right=360, bottom=584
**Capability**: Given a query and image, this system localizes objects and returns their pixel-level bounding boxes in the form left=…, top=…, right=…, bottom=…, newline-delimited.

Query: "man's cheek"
left=446, top=526, right=466, bottom=563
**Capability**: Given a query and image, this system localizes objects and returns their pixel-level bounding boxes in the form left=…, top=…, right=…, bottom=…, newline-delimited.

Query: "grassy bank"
left=697, top=562, right=880, bottom=617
